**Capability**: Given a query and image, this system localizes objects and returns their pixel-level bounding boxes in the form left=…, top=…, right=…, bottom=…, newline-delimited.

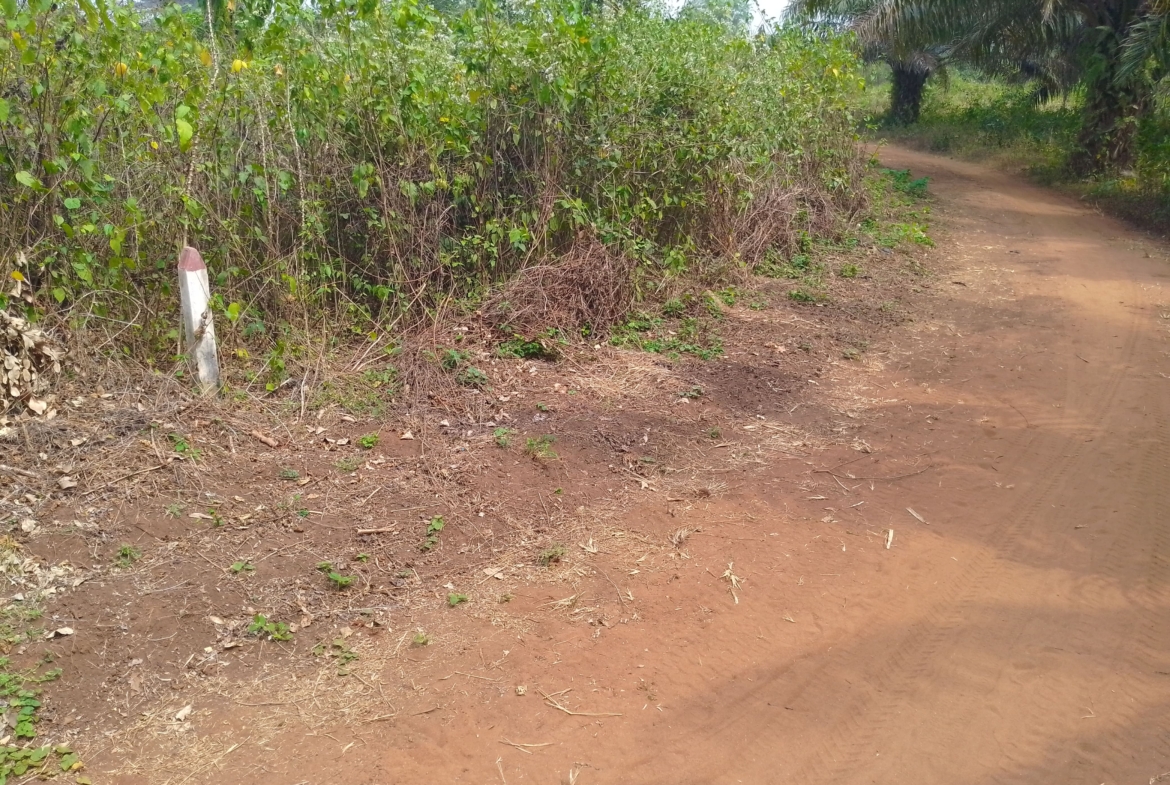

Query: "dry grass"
left=483, top=238, right=635, bottom=333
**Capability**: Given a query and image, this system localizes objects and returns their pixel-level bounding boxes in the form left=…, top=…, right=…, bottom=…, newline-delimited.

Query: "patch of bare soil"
left=0, top=215, right=924, bottom=782
left=11, top=145, right=1170, bottom=785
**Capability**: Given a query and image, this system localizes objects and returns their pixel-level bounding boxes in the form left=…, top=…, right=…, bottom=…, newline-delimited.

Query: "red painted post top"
left=178, top=246, right=206, bottom=272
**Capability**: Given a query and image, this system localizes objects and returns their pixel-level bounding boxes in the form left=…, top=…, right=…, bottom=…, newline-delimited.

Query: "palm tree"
left=855, top=0, right=1164, bottom=173
left=789, top=0, right=945, bottom=124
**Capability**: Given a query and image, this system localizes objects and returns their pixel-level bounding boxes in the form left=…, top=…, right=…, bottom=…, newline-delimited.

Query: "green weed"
left=168, top=433, right=201, bottom=462
left=0, top=660, right=77, bottom=779
left=114, top=545, right=141, bottom=569
left=539, top=545, right=567, bottom=566
left=524, top=435, right=558, bottom=460
left=335, top=456, right=361, bottom=473
left=447, top=593, right=470, bottom=606
left=316, top=562, right=354, bottom=589
left=882, top=168, right=930, bottom=198
left=497, top=338, right=558, bottom=360
left=358, top=433, right=379, bottom=449
left=247, top=614, right=293, bottom=641
left=493, top=427, right=515, bottom=448
left=420, top=516, right=445, bottom=552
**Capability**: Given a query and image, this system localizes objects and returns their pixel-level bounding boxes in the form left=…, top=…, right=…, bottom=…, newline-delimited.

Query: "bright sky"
left=754, top=0, right=793, bottom=24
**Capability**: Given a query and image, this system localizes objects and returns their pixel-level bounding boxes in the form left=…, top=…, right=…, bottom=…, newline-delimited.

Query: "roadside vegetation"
left=791, top=0, right=1170, bottom=233
left=862, top=66, right=1170, bottom=232
left=0, top=0, right=876, bottom=388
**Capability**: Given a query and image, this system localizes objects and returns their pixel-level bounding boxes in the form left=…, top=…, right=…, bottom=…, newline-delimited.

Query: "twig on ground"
left=0, top=464, right=39, bottom=479
left=499, top=739, right=552, bottom=754
left=250, top=430, right=279, bottom=448
left=813, top=466, right=933, bottom=482
left=538, top=690, right=622, bottom=717
left=83, top=464, right=164, bottom=494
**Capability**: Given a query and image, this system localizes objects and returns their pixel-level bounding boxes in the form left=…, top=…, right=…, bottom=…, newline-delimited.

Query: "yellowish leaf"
left=199, top=48, right=211, bottom=67
left=231, top=59, right=248, bottom=74
left=9, top=271, right=24, bottom=282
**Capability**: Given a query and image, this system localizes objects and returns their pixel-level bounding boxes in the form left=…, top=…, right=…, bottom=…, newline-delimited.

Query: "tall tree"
left=788, top=0, right=944, bottom=124
left=858, top=0, right=1164, bottom=172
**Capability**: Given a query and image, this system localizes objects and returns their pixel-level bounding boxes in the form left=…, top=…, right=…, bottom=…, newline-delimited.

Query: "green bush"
left=0, top=0, right=866, bottom=362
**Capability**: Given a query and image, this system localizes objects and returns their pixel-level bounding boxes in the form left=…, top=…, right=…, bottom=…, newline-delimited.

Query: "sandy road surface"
left=199, top=147, right=1170, bottom=785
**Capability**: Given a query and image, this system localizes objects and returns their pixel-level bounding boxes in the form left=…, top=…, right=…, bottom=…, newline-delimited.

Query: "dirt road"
left=146, top=147, right=1170, bottom=784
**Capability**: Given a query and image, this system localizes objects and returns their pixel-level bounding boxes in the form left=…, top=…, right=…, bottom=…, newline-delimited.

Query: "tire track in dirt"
left=677, top=148, right=1170, bottom=785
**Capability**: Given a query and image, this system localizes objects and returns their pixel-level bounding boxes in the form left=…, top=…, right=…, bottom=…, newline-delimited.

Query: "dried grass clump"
left=1, top=310, right=64, bottom=416
left=704, top=155, right=872, bottom=270
left=484, top=238, right=634, bottom=332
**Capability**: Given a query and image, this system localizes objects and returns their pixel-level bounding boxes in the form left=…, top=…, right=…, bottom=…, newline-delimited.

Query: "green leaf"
left=226, top=302, right=242, bottom=323
left=59, top=752, right=79, bottom=771
left=14, top=171, right=41, bottom=190
left=63, top=197, right=80, bottom=210
left=176, top=118, right=193, bottom=152
left=51, top=287, right=66, bottom=304
left=0, top=98, right=9, bottom=123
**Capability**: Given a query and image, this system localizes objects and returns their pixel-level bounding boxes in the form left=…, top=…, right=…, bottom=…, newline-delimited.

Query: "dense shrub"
left=0, top=0, right=866, bottom=359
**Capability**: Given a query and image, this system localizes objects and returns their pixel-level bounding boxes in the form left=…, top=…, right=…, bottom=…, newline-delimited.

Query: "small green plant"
left=524, top=435, right=558, bottom=459
left=168, top=433, right=202, bottom=461
left=838, top=263, right=860, bottom=278
left=662, top=298, right=686, bottom=317
left=230, top=561, right=255, bottom=574
left=440, top=348, right=468, bottom=370
left=335, top=455, right=361, bottom=473
left=247, top=614, right=293, bottom=641
left=0, top=659, right=77, bottom=778
left=788, top=288, right=827, bottom=303
left=279, top=468, right=300, bottom=480
left=420, top=516, right=446, bottom=551
left=536, top=402, right=550, bottom=412
left=456, top=366, right=489, bottom=388
left=316, top=561, right=353, bottom=588
left=706, top=427, right=722, bottom=440
left=447, top=592, right=470, bottom=606
left=609, top=313, right=723, bottom=360
left=209, top=509, right=226, bottom=527
left=115, top=545, right=141, bottom=568
left=313, top=639, right=360, bottom=674
left=842, top=347, right=862, bottom=360
left=497, top=337, right=558, bottom=360
left=412, top=632, right=430, bottom=646
left=164, top=502, right=185, bottom=519
left=680, top=385, right=703, bottom=399
left=358, top=433, right=379, bottom=449
left=355, top=553, right=370, bottom=563
left=883, top=168, right=930, bottom=198
left=493, top=427, right=515, bottom=448
left=539, top=545, right=567, bottom=566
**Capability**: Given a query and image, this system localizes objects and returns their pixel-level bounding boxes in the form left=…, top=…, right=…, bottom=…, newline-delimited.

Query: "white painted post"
left=177, top=246, right=220, bottom=394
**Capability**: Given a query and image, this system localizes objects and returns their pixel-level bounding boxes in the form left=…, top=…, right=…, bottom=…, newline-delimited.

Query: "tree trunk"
left=1069, top=3, right=1149, bottom=174
left=888, top=62, right=929, bottom=126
